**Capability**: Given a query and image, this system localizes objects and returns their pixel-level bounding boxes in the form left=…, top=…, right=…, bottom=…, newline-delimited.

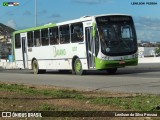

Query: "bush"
left=155, top=44, right=160, bottom=56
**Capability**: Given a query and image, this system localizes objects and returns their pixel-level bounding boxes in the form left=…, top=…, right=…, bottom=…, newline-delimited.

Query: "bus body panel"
left=26, top=42, right=88, bottom=70
left=13, top=14, right=138, bottom=74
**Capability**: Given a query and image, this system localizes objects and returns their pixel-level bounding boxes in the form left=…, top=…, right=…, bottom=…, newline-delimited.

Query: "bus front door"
left=20, top=33, right=28, bottom=69
left=85, top=27, right=95, bottom=69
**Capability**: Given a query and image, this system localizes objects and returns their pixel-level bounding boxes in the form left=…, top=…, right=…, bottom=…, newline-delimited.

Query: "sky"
left=0, top=0, right=160, bottom=42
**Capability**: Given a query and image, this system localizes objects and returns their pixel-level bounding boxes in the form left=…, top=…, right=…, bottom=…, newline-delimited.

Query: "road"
left=0, top=63, right=160, bottom=94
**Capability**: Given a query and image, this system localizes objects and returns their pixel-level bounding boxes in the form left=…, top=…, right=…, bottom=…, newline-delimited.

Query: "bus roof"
left=13, top=13, right=131, bottom=34
left=94, top=13, right=131, bottom=18
left=56, top=13, right=131, bottom=25
left=13, top=23, right=57, bottom=34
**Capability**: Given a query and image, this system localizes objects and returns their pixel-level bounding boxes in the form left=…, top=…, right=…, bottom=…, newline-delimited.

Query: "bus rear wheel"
left=106, top=68, right=117, bottom=74
left=32, top=60, right=45, bottom=74
left=73, top=58, right=84, bottom=75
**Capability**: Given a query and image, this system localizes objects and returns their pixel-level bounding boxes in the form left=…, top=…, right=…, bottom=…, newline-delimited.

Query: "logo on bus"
left=54, top=49, right=66, bottom=57
left=72, top=47, right=77, bottom=51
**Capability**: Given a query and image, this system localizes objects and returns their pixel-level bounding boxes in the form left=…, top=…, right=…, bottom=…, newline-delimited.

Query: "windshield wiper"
left=120, top=39, right=130, bottom=49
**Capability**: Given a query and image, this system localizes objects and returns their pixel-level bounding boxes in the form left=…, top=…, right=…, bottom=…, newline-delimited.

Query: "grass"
left=0, top=83, right=160, bottom=111
left=90, top=95, right=160, bottom=111
left=39, top=104, right=58, bottom=111
left=0, top=83, right=85, bottom=99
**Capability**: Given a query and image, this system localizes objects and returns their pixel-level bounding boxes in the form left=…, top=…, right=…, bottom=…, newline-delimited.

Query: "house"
left=0, top=23, right=15, bottom=59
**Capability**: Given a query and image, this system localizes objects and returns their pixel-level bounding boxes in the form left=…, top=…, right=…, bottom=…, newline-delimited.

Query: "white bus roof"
left=56, top=13, right=131, bottom=25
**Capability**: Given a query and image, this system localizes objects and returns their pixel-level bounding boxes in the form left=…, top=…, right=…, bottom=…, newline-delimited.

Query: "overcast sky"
left=0, top=0, right=160, bottom=42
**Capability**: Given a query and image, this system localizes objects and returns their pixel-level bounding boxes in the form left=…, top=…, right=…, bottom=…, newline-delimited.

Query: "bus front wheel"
left=73, top=58, right=84, bottom=75
left=106, top=68, right=117, bottom=74
left=32, top=60, right=45, bottom=74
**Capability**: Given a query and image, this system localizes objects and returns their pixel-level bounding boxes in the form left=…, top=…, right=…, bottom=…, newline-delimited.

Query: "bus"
left=13, top=14, right=138, bottom=75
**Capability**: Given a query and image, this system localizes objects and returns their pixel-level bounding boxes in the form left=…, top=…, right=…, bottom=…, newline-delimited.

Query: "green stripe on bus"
left=95, top=57, right=138, bottom=70
left=92, top=22, right=96, bottom=38
left=13, top=23, right=57, bottom=34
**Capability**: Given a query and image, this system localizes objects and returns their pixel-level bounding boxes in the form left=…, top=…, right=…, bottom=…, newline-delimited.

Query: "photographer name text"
left=131, top=1, right=157, bottom=5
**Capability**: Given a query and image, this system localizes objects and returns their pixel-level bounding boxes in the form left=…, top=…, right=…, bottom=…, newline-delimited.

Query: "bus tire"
left=74, top=58, right=84, bottom=75
left=106, top=68, right=117, bottom=74
left=32, top=60, right=45, bottom=74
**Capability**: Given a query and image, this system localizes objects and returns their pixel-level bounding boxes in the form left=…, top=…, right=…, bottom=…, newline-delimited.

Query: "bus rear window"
left=15, top=33, right=21, bottom=48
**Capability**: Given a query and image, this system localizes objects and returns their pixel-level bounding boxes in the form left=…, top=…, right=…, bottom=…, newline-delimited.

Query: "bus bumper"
left=95, top=58, right=138, bottom=70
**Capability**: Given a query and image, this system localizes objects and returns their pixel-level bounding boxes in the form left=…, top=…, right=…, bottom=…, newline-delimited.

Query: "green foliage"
left=40, top=104, right=57, bottom=111
left=90, top=95, right=160, bottom=111
left=155, top=44, right=160, bottom=54
left=91, top=97, right=122, bottom=105
left=0, top=83, right=85, bottom=99
left=1, top=83, right=160, bottom=111
left=155, top=45, right=160, bottom=54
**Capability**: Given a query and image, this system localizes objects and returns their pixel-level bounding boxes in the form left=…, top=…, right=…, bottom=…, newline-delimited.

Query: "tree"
left=155, top=44, right=160, bottom=56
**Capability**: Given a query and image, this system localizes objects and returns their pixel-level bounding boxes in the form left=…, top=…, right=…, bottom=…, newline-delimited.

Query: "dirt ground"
left=0, top=83, right=158, bottom=120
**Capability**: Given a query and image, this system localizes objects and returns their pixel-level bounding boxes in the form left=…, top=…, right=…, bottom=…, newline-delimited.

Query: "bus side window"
left=27, top=31, right=34, bottom=47
left=49, top=27, right=59, bottom=45
left=41, top=28, right=49, bottom=46
left=59, top=25, right=70, bottom=44
left=15, top=33, right=21, bottom=48
left=71, top=23, right=83, bottom=43
left=34, top=30, right=41, bottom=47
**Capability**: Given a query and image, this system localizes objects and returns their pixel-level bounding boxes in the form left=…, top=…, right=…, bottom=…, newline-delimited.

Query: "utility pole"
left=35, top=0, right=37, bottom=27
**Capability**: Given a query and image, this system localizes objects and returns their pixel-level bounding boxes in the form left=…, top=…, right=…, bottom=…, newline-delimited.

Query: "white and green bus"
left=13, top=14, right=138, bottom=75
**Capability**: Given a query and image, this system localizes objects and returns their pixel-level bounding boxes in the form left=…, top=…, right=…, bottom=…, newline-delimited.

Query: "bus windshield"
left=96, top=15, right=137, bottom=56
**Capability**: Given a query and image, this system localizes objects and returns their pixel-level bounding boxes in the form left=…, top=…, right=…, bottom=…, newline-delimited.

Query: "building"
left=138, top=47, right=157, bottom=58
left=0, top=23, right=15, bottom=59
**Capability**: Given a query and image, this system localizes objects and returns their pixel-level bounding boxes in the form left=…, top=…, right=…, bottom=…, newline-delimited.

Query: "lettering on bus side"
left=72, top=47, right=77, bottom=51
left=55, top=49, right=66, bottom=57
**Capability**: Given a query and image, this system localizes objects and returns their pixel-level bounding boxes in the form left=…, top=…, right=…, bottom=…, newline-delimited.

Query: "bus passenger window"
left=49, top=27, right=59, bottom=45
left=71, top=23, right=83, bottom=43
left=27, top=31, right=34, bottom=47
left=41, top=28, right=49, bottom=46
left=34, top=30, right=41, bottom=47
left=15, top=33, right=21, bottom=48
left=59, top=25, right=70, bottom=44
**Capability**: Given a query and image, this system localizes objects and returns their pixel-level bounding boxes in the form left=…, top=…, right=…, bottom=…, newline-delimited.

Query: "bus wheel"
left=106, top=68, right=117, bottom=74
left=32, top=60, right=45, bottom=74
left=74, top=58, right=84, bottom=75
